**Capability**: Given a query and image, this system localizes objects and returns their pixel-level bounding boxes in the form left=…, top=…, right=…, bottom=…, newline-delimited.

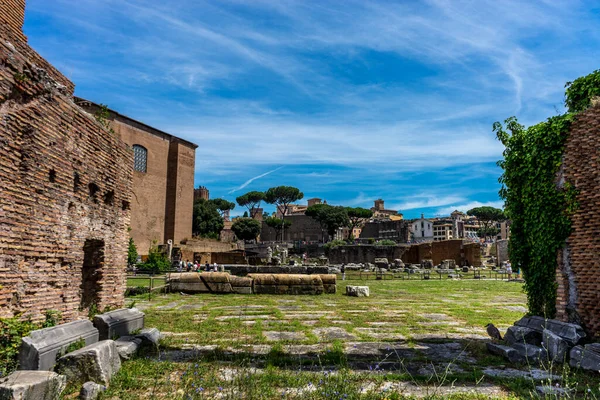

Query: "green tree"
left=192, top=199, right=224, bottom=239
left=306, top=204, right=349, bottom=242
left=209, top=198, right=236, bottom=217
left=476, top=226, right=500, bottom=239
left=264, top=186, right=304, bottom=217
left=243, top=211, right=249, bottom=218
left=141, top=242, right=171, bottom=273
left=466, top=206, right=505, bottom=241
left=236, top=191, right=266, bottom=218
left=231, top=218, right=262, bottom=242
left=265, top=186, right=303, bottom=240
left=127, top=237, right=138, bottom=267
left=345, top=207, right=373, bottom=239
left=264, top=216, right=292, bottom=241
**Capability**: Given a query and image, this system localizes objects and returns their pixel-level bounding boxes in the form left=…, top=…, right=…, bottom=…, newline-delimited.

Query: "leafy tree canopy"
left=231, top=218, right=262, bottom=241
left=306, top=204, right=350, bottom=238
left=209, top=198, right=236, bottom=214
left=466, top=206, right=505, bottom=222
left=127, top=238, right=138, bottom=267
left=265, top=186, right=303, bottom=215
left=345, top=207, right=373, bottom=239
left=264, top=216, right=292, bottom=241
left=565, top=69, right=600, bottom=113
left=192, top=198, right=224, bottom=239
left=236, top=191, right=266, bottom=217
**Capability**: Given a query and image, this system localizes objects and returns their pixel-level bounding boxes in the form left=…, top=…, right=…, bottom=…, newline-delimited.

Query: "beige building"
left=76, top=98, right=198, bottom=255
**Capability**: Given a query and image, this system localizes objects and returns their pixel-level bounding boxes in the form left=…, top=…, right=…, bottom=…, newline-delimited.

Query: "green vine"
left=494, top=70, right=600, bottom=317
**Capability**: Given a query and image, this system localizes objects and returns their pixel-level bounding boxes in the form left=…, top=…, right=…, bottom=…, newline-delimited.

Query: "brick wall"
left=261, top=215, right=325, bottom=242
left=328, top=245, right=409, bottom=264
left=556, top=103, right=600, bottom=335
left=0, top=0, right=26, bottom=43
left=401, top=240, right=481, bottom=267
left=0, top=24, right=132, bottom=322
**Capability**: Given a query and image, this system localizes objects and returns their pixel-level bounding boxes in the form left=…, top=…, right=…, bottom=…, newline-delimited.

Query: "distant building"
left=433, top=219, right=454, bottom=241
left=194, top=186, right=209, bottom=201
left=371, top=199, right=402, bottom=219
left=76, top=98, right=197, bottom=255
left=409, top=214, right=434, bottom=242
left=360, top=220, right=409, bottom=242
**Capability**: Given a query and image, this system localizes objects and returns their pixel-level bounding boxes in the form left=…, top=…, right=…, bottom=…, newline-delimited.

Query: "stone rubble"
left=56, top=340, right=121, bottom=386
left=0, top=371, right=66, bottom=400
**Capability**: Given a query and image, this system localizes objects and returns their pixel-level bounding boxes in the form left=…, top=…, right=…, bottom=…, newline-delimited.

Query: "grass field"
left=96, top=279, right=600, bottom=399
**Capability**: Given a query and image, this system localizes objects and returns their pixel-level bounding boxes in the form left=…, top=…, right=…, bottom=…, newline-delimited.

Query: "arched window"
left=132, top=145, right=147, bottom=173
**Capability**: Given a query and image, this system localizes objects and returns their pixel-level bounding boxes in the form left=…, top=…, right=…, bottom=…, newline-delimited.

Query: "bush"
left=0, top=311, right=60, bottom=376
left=374, top=239, right=397, bottom=246
left=139, top=243, right=171, bottom=273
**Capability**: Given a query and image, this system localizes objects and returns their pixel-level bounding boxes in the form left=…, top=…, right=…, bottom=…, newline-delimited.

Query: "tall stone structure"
left=75, top=99, right=197, bottom=255
left=556, top=102, right=600, bottom=334
left=194, top=186, right=209, bottom=201
left=0, top=1, right=132, bottom=321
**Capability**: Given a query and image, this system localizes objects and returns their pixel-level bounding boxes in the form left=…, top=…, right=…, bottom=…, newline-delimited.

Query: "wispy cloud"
left=228, top=167, right=284, bottom=194
left=24, top=0, right=600, bottom=217
left=435, top=200, right=505, bottom=217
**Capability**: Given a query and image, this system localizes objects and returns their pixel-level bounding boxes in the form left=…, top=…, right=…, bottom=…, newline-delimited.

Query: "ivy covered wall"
left=495, top=70, right=600, bottom=332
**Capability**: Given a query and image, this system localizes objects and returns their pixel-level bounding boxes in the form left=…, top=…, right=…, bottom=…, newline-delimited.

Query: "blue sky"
left=24, top=0, right=600, bottom=218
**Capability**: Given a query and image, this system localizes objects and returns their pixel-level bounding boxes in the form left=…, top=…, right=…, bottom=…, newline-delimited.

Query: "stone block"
left=0, top=371, right=66, bottom=400
left=80, top=381, right=106, bottom=400
left=20, top=320, right=99, bottom=371
left=512, top=343, right=545, bottom=364
left=231, top=286, right=253, bottom=294
left=114, top=336, right=142, bottom=359
left=486, top=343, right=523, bottom=364
left=515, top=316, right=585, bottom=345
left=570, top=344, right=600, bottom=371
left=56, top=340, right=121, bottom=386
left=323, top=284, right=337, bottom=294
left=135, top=328, right=161, bottom=347
left=93, top=308, right=145, bottom=340
left=504, top=326, right=542, bottom=346
left=345, top=286, right=369, bottom=297
left=542, top=329, right=569, bottom=363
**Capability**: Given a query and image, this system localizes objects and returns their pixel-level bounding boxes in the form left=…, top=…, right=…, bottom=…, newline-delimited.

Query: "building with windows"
left=75, top=98, right=198, bottom=255
left=409, top=214, right=434, bottom=242
left=433, top=219, right=454, bottom=241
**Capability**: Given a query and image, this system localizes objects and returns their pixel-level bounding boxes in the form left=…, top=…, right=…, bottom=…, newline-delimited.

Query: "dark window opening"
left=88, top=182, right=99, bottom=202
left=80, top=239, right=104, bottom=310
left=49, top=169, right=56, bottom=183
left=68, top=202, right=75, bottom=211
left=73, top=172, right=81, bottom=192
left=121, top=200, right=130, bottom=210
left=132, top=145, right=147, bottom=173
left=103, top=190, right=114, bottom=206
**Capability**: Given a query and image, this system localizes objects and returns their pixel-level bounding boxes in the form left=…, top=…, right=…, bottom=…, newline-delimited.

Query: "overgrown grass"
left=103, top=279, right=600, bottom=399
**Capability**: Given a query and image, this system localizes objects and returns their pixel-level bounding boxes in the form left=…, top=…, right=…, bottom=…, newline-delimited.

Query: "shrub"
left=139, top=243, right=171, bottom=273
left=374, top=239, right=397, bottom=246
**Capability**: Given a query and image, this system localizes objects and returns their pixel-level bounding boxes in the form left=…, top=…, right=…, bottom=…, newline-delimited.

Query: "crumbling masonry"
left=0, top=1, right=132, bottom=322
left=556, top=103, right=600, bottom=335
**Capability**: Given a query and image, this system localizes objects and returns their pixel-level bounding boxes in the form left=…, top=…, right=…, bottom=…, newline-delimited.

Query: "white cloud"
left=228, top=166, right=284, bottom=194
left=435, top=200, right=505, bottom=216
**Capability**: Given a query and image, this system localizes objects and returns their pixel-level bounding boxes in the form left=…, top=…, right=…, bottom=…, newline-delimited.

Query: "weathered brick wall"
left=328, top=245, right=409, bottom=264
left=401, top=240, right=481, bottom=267
left=0, top=24, right=132, bottom=322
left=556, top=103, right=600, bottom=335
left=0, top=0, right=26, bottom=43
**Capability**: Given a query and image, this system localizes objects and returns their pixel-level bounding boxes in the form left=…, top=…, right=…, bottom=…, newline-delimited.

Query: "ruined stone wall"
left=0, top=25, right=132, bottom=322
left=401, top=240, right=481, bottom=267
left=328, top=245, right=409, bottom=264
left=261, top=215, right=325, bottom=242
left=556, top=103, right=600, bottom=334
left=0, top=0, right=26, bottom=43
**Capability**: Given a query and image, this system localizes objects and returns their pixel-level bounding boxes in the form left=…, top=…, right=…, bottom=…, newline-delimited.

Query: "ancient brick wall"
left=401, top=240, right=481, bottom=267
left=0, top=0, right=26, bottom=43
left=76, top=100, right=196, bottom=255
left=556, top=103, right=600, bottom=335
left=261, top=215, right=325, bottom=242
left=0, top=24, right=132, bottom=322
left=328, top=245, right=409, bottom=264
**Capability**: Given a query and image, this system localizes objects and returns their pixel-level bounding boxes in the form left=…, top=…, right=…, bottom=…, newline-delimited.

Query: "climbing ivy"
left=565, top=69, right=600, bottom=113
left=494, top=70, right=600, bottom=317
